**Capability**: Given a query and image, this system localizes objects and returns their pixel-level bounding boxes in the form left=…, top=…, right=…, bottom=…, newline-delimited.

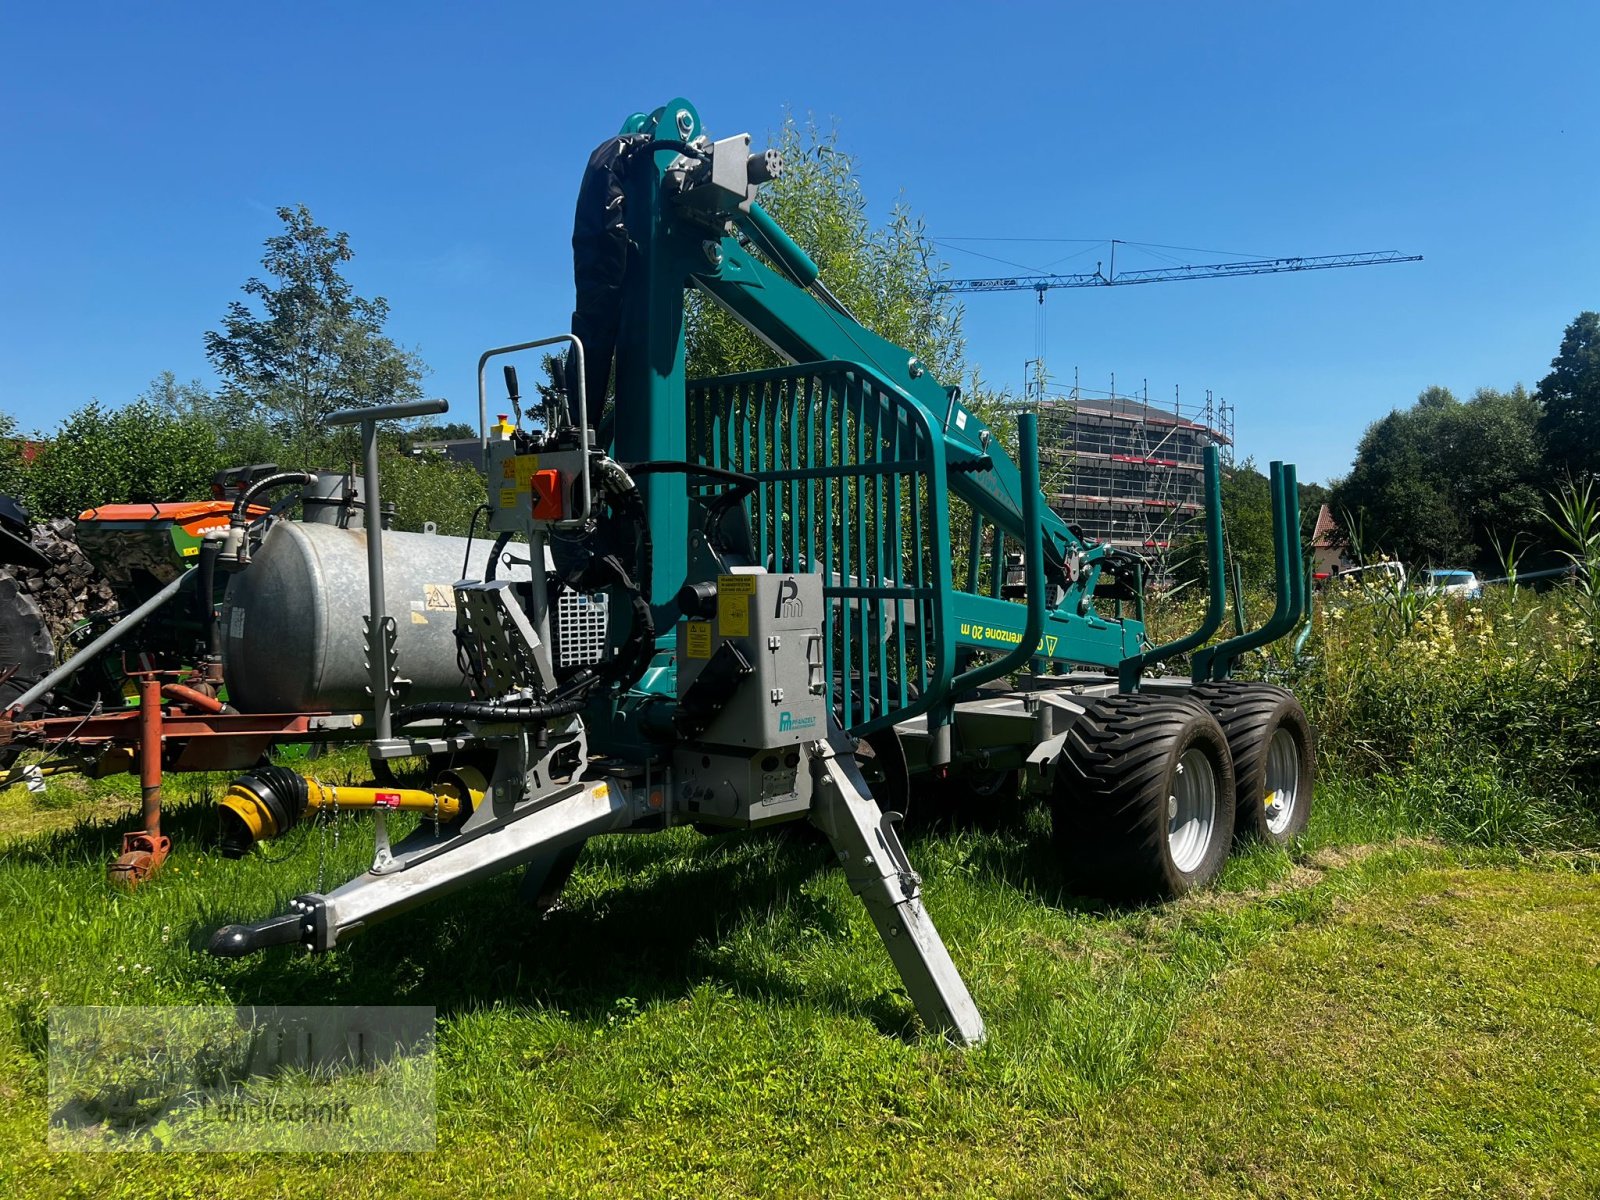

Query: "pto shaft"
left=217, top=764, right=484, bottom=856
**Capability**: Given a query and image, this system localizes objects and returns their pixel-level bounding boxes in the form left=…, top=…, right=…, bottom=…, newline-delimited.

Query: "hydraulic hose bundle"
left=398, top=454, right=653, bottom=731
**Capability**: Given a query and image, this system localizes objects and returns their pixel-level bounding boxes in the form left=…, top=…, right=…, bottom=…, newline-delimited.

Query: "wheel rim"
left=1167, top=746, right=1218, bottom=874
left=1264, top=727, right=1300, bottom=836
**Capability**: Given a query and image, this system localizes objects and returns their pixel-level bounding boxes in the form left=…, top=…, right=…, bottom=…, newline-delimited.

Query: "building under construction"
left=1027, top=379, right=1234, bottom=576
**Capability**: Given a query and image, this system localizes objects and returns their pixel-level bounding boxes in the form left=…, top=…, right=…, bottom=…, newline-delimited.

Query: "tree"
left=1330, top=384, right=1548, bottom=569
left=138, top=370, right=283, bottom=472
left=23, top=401, right=223, bottom=518
left=0, top=410, right=23, bottom=500
left=1173, top=458, right=1277, bottom=593
left=379, top=449, right=487, bottom=536
left=685, top=114, right=965, bottom=384
left=1537, top=311, right=1600, bottom=478
left=205, top=205, right=427, bottom=456
left=139, top=370, right=214, bottom=417
left=406, top=421, right=478, bottom=444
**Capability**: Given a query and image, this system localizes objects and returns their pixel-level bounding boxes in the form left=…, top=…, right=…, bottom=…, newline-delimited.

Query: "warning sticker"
left=373, top=792, right=402, bottom=809
left=718, top=575, right=755, bottom=638
left=686, top=621, right=712, bottom=659
left=498, top=487, right=518, bottom=509
left=424, top=583, right=455, bottom=610
left=512, top=455, right=541, bottom=485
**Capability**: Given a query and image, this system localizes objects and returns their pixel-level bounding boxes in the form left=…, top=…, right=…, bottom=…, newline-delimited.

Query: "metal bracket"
left=362, top=615, right=405, bottom=698
left=455, top=581, right=553, bottom=697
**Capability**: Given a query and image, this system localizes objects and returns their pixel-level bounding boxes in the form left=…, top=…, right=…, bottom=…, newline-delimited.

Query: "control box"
left=485, top=438, right=588, bottom=533
left=672, top=572, right=828, bottom=827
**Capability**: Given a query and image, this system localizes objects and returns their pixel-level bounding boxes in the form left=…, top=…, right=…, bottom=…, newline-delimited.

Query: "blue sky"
left=2, top=1, right=1595, bottom=484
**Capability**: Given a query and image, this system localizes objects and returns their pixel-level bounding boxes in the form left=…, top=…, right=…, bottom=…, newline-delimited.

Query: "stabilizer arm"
left=808, top=728, right=985, bottom=1045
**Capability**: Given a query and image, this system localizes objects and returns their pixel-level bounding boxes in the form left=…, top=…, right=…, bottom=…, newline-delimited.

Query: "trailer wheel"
left=1052, top=693, right=1235, bottom=901
left=1189, top=682, right=1313, bottom=845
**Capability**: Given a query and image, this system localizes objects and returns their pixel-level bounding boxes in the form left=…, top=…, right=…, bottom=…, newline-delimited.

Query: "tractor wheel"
left=1189, top=682, right=1314, bottom=845
left=1052, top=693, right=1235, bottom=901
left=0, top=570, right=54, bottom=770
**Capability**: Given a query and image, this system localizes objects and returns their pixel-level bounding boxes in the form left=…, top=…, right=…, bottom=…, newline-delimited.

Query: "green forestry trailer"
left=209, top=99, right=1313, bottom=1045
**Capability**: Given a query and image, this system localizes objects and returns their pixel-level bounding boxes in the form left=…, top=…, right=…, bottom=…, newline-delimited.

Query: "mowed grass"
left=1, top=763, right=1598, bottom=1198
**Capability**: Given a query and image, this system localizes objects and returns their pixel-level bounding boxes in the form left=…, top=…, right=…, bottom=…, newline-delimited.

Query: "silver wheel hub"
left=1263, top=727, right=1300, bottom=836
left=1167, top=747, right=1217, bottom=874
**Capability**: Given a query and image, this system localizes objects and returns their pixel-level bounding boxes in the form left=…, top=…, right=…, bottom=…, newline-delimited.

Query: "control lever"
left=503, top=365, right=522, bottom=426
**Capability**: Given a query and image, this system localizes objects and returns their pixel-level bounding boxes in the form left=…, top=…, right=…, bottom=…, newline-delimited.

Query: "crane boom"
left=935, top=248, right=1421, bottom=295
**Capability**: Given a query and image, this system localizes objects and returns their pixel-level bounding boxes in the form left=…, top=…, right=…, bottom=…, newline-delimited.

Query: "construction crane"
left=930, top=240, right=1420, bottom=586
left=933, top=244, right=1422, bottom=297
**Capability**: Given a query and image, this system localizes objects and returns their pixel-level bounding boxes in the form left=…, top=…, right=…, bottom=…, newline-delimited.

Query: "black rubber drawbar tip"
left=206, top=912, right=303, bottom=957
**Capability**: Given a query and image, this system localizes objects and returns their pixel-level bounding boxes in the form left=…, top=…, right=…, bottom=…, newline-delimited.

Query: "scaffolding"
left=1019, top=371, right=1234, bottom=580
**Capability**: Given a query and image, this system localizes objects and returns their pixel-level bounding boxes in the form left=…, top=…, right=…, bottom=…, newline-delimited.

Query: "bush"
left=378, top=448, right=486, bottom=536
left=16, top=401, right=224, bottom=518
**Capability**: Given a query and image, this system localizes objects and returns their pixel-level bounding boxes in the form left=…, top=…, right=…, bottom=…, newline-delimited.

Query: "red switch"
left=529, top=470, right=564, bottom=520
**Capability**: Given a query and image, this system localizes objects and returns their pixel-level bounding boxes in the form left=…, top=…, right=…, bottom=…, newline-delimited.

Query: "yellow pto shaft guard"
left=217, top=763, right=486, bottom=856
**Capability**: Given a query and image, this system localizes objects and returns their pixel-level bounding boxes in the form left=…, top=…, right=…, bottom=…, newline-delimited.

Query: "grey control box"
left=672, top=572, right=827, bottom=829
left=674, top=571, right=827, bottom=749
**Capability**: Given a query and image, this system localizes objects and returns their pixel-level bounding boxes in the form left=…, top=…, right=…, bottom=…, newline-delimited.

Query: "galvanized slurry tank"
left=221, top=521, right=530, bottom=713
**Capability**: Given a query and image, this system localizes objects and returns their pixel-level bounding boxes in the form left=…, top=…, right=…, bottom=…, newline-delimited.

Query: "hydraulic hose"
left=562, top=455, right=654, bottom=696
left=392, top=697, right=587, bottom=728
left=227, top=471, right=317, bottom=568
left=485, top=530, right=515, bottom=581
left=196, top=535, right=223, bottom=664
left=231, top=471, right=317, bottom=524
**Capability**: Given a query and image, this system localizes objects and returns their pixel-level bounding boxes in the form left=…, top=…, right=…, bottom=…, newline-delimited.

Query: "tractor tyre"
left=0, top=569, right=54, bottom=770
left=1189, top=682, right=1314, bottom=846
left=1052, top=692, right=1235, bottom=901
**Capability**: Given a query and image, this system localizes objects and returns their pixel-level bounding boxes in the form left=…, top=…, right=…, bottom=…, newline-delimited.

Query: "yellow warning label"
left=498, top=487, right=518, bottom=509
left=424, top=584, right=455, bottom=610
left=686, top=621, right=712, bottom=659
left=512, top=455, right=541, bottom=486
left=1044, top=634, right=1059, bottom=656
left=718, top=575, right=755, bottom=637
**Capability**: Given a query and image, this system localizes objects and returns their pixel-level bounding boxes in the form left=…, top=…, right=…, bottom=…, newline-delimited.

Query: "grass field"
left=2, top=755, right=1598, bottom=1198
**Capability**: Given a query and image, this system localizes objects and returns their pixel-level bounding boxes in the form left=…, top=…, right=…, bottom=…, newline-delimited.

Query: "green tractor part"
left=207, top=100, right=1316, bottom=1047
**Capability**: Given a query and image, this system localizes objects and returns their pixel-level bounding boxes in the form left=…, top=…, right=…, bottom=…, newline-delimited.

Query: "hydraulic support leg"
left=807, top=730, right=985, bottom=1046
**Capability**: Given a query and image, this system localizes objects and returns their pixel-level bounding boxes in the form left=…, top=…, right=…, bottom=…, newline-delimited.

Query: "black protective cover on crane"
left=570, top=133, right=651, bottom=429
